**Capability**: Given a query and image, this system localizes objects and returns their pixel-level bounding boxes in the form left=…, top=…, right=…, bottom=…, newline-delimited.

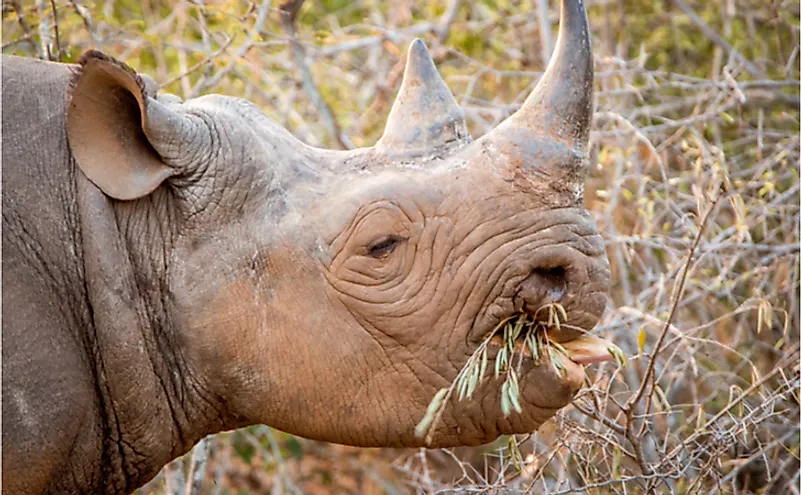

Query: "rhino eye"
left=366, top=236, right=403, bottom=258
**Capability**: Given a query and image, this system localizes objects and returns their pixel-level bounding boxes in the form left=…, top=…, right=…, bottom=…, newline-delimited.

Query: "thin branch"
left=184, top=437, right=211, bottom=495
left=436, top=0, right=463, bottom=41
left=671, top=0, right=767, bottom=79
left=534, top=0, right=553, bottom=64
left=9, top=0, right=39, bottom=54
left=47, top=0, right=60, bottom=61
left=279, top=0, right=352, bottom=149
left=158, top=35, right=235, bottom=91
left=625, top=197, right=720, bottom=409
left=33, top=0, right=52, bottom=59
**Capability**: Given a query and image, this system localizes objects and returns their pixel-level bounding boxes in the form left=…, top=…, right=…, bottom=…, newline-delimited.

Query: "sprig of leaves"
left=414, top=316, right=512, bottom=444
left=415, top=303, right=626, bottom=443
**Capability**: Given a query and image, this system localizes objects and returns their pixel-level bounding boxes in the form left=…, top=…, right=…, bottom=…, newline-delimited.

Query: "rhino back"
left=2, top=55, right=102, bottom=494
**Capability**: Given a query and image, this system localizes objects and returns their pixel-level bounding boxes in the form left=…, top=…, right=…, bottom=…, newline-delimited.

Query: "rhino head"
left=66, top=0, right=609, bottom=448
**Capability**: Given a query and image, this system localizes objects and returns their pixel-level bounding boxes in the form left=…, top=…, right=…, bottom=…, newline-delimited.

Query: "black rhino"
left=1, top=0, right=612, bottom=493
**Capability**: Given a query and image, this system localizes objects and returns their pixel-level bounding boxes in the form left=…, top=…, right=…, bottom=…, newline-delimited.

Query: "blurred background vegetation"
left=3, top=0, right=800, bottom=493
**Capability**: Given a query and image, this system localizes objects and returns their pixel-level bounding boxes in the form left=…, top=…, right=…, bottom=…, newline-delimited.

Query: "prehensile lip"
left=481, top=314, right=615, bottom=366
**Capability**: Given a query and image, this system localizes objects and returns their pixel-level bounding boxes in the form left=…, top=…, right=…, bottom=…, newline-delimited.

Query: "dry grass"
left=3, top=0, right=799, bottom=493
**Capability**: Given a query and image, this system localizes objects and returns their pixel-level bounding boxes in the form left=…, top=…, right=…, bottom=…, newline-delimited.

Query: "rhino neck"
left=77, top=173, right=232, bottom=493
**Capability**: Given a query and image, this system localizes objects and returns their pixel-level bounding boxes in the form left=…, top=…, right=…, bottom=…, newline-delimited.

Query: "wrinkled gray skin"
left=2, top=1, right=610, bottom=493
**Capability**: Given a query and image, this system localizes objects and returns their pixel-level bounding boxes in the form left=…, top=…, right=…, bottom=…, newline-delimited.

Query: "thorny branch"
left=626, top=196, right=721, bottom=411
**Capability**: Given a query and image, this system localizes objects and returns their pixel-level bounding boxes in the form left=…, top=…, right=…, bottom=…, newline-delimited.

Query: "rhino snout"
left=512, top=246, right=610, bottom=343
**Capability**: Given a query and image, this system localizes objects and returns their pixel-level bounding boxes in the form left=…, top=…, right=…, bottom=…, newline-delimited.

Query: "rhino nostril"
left=533, top=266, right=567, bottom=301
left=515, top=266, right=569, bottom=314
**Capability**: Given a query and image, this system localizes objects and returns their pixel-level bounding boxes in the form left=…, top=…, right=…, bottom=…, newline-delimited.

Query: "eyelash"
left=367, top=236, right=403, bottom=258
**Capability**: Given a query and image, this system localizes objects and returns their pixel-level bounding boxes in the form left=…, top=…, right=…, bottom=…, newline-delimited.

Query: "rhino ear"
left=67, top=50, right=176, bottom=201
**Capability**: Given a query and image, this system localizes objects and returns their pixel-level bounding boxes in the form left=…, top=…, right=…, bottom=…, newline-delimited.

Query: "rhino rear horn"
left=67, top=50, right=200, bottom=200
left=376, top=39, right=471, bottom=156
left=495, top=0, right=593, bottom=152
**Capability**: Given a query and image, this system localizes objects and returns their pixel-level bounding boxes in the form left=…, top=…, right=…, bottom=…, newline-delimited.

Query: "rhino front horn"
left=500, top=0, right=593, bottom=151
left=376, top=39, right=471, bottom=156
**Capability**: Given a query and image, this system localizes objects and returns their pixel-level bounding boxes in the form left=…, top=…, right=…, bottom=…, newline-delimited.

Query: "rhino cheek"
left=170, top=249, right=423, bottom=446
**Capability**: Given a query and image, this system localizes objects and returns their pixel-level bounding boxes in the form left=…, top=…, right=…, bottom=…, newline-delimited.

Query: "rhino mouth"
left=481, top=312, right=614, bottom=366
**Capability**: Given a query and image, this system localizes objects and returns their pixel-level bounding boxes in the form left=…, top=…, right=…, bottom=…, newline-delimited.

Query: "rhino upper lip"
left=463, top=218, right=609, bottom=357
left=467, top=281, right=591, bottom=346
left=470, top=274, right=609, bottom=356
left=478, top=313, right=614, bottom=366
left=480, top=312, right=591, bottom=346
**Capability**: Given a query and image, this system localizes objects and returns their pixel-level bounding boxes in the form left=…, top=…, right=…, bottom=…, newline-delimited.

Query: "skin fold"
left=1, top=0, right=611, bottom=493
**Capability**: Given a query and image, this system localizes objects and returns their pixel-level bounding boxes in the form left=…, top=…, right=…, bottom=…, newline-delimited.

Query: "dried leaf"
left=696, top=404, right=706, bottom=432
left=500, top=382, right=512, bottom=417
left=637, top=327, right=647, bottom=352
left=466, top=364, right=479, bottom=399
left=612, top=446, right=622, bottom=477
left=607, top=344, right=629, bottom=368
left=508, top=378, right=522, bottom=414
left=415, top=388, right=448, bottom=439
left=548, top=348, right=566, bottom=378
left=555, top=303, right=568, bottom=327
left=479, top=347, right=488, bottom=385
left=654, top=384, right=670, bottom=411
left=507, top=436, right=525, bottom=473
